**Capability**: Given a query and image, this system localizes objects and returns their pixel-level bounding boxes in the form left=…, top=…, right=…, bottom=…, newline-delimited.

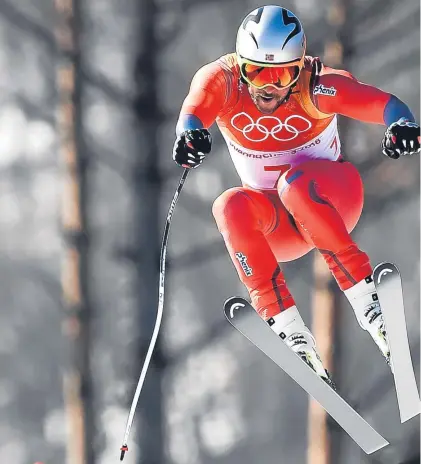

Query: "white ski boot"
left=267, top=306, right=336, bottom=389
left=344, top=276, right=391, bottom=369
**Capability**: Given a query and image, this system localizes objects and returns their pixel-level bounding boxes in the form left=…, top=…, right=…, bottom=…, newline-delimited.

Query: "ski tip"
left=373, top=262, right=400, bottom=286
left=223, top=296, right=243, bottom=307
left=120, top=445, right=128, bottom=461
left=223, top=296, right=249, bottom=320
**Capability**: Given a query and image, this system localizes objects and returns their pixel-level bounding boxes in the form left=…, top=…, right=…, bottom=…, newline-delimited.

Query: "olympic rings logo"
left=230, top=112, right=312, bottom=142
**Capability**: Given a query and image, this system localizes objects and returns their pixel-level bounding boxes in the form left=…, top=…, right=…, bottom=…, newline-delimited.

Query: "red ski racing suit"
left=176, top=54, right=416, bottom=320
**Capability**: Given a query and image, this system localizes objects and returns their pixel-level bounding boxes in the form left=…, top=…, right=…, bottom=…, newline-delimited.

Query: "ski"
left=373, top=262, right=421, bottom=423
left=224, top=297, right=389, bottom=455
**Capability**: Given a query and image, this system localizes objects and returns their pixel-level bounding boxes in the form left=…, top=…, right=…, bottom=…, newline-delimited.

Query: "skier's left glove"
left=382, top=117, right=421, bottom=159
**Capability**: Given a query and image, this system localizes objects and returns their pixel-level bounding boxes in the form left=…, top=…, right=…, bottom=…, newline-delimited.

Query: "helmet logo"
left=243, top=7, right=264, bottom=29
left=243, top=7, right=264, bottom=49
left=231, top=112, right=312, bottom=142
left=281, top=9, right=302, bottom=49
left=265, top=54, right=275, bottom=61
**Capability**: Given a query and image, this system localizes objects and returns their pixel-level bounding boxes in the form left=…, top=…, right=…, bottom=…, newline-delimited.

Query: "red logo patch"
left=265, top=54, right=274, bottom=61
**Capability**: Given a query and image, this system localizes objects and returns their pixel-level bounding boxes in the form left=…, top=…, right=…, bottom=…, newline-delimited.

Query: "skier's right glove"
left=173, top=129, right=212, bottom=169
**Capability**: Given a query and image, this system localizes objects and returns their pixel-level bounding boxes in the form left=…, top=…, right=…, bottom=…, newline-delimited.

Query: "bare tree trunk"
left=132, top=0, right=165, bottom=462
left=307, top=256, right=335, bottom=464
left=55, top=0, right=94, bottom=462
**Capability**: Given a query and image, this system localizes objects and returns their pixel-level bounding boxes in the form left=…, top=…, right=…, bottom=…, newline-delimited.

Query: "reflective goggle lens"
left=241, top=63, right=300, bottom=89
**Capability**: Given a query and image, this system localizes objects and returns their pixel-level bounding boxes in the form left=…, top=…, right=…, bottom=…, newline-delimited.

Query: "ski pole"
left=120, top=168, right=190, bottom=461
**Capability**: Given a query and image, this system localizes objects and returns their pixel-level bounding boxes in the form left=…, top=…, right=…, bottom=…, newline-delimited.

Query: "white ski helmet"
left=236, top=5, right=306, bottom=89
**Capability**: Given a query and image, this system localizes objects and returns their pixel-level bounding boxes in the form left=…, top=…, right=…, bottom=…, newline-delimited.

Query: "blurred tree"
left=56, top=0, right=94, bottom=462
left=131, top=0, right=165, bottom=462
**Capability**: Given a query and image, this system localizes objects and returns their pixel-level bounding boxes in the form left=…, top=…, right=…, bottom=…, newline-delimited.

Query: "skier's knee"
left=212, top=188, right=258, bottom=231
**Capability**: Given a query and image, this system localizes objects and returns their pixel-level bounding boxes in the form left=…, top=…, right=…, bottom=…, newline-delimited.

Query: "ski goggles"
left=239, top=58, right=303, bottom=89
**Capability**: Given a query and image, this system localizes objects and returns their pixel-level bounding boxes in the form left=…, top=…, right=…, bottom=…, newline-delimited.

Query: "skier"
left=172, top=5, right=420, bottom=385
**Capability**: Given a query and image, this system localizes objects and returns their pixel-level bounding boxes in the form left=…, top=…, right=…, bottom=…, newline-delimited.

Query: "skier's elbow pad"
left=176, top=114, right=205, bottom=136
left=384, top=95, right=415, bottom=126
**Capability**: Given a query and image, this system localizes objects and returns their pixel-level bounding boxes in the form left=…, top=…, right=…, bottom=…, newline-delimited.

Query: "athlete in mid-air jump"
left=172, top=5, right=420, bottom=385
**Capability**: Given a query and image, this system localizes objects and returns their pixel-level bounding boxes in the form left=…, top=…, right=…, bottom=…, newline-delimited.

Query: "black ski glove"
left=173, top=129, right=212, bottom=169
left=382, top=117, right=420, bottom=159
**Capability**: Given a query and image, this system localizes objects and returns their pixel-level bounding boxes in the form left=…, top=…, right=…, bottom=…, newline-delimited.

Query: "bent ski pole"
left=120, top=168, right=189, bottom=461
